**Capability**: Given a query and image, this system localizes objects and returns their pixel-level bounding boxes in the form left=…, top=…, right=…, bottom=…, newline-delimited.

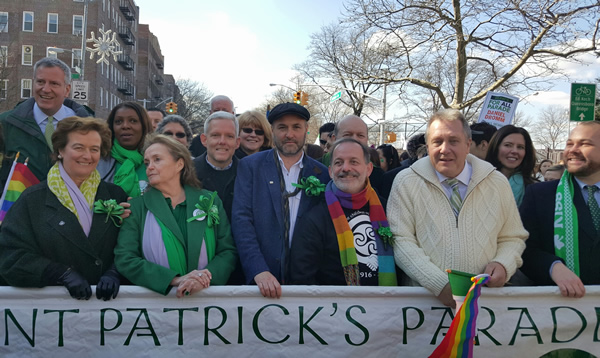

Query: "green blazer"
left=114, top=185, right=237, bottom=295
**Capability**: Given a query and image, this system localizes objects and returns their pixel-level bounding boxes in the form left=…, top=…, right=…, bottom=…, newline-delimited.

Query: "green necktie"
left=44, top=116, right=54, bottom=150
left=586, top=185, right=600, bottom=232
left=447, top=178, right=462, bottom=217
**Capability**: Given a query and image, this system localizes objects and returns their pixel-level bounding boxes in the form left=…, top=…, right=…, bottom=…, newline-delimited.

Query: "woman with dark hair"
left=0, top=117, right=129, bottom=300
left=114, top=134, right=237, bottom=297
left=376, top=144, right=400, bottom=171
left=535, top=159, right=553, bottom=182
left=97, top=102, right=153, bottom=197
left=485, top=125, right=537, bottom=206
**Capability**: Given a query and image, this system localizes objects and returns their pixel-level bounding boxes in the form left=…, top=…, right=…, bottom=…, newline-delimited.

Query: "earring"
left=57, top=154, right=62, bottom=159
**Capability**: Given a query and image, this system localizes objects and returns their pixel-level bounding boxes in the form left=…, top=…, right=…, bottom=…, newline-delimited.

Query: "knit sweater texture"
left=387, top=154, right=528, bottom=296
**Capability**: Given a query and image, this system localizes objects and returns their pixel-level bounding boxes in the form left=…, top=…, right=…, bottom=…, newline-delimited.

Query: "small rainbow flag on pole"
left=0, top=153, right=40, bottom=224
left=429, top=274, right=490, bottom=358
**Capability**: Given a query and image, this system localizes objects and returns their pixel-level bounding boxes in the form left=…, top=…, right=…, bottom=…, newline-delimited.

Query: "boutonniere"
left=187, top=191, right=220, bottom=228
left=292, top=176, right=325, bottom=197
left=93, top=199, right=125, bottom=227
left=377, top=226, right=394, bottom=250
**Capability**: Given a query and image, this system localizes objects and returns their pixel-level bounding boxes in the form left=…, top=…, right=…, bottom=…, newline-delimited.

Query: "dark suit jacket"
left=232, top=149, right=330, bottom=284
left=0, top=180, right=127, bottom=287
left=193, top=153, right=238, bottom=220
left=520, top=178, right=600, bottom=285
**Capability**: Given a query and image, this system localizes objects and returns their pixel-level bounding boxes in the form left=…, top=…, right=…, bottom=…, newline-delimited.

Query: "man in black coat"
left=520, top=121, right=600, bottom=298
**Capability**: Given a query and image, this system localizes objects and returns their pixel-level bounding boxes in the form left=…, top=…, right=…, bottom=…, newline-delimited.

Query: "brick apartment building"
left=0, top=0, right=177, bottom=119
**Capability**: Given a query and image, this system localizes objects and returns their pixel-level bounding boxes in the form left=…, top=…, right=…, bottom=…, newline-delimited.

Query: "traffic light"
left=293, top=91, right=301, bottom=104
left=300, top=91, right=308, bottom=106
left=166, top=102, right=177, bottom=114
left=385, top=132, right=397, bottom=143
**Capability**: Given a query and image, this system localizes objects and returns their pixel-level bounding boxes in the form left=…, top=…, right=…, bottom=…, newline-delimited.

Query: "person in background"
left=544, top=164, right=564, bottom=181
left=305, top=143, right=324, bottom=160
left=97, top=102, right=153, bottom=198
left=291, top=138, right=397, bottom=286
left=388, top=109, right=527, bottom=307
left=485, top=125, right=537, bottom=206
left=115, top=135, right=237, bottom=297
left=0, top=117, right=129, bottom=300
left=377, top=144, right=400, bottom=172
left=232, top=103, right=329, bottom=298
left=469, top=122, right=497, bottom=160
left=189, top=95, right=235, bottom=157
left=379, top=133, right=426, bottom=200
left=520, top=122, right=600, bottom=298
left=319, top=122, right=335, bottom=151
left=147, top=108, right=166, bottom=131
left=236, top=110, right=272, bottom=159
left=536, top=159, right=553, bottom=182
left=0, top=57, right=91, bottom=184
left=156, top=115, right=193, bottom=149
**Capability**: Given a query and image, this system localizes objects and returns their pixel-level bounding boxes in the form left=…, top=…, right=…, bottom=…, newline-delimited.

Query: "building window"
left=23, top=11, right=34, bottom=32
left=0, top=46, right=7, bottom=67
left=47, top=13, right=58, bottom=33
left=71, top=48, right=82, bottom=69
left=0, top=12, right=7, bottom=33
left=22, top=45, right=33, bottom=65
left=21, top=79, right=32, bottom=98
left=73, top=15, right=83, bottom=35
left=46, top=47, right=58, bottom=58
left=0, top=80, right=7, bottom=99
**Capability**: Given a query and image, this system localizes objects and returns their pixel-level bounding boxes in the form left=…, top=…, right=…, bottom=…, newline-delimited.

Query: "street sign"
left=71, top=80, right=89, bottom=106
left=570, top=83, right=597, bottom=122
left=330, top=90, right=342, bottom=103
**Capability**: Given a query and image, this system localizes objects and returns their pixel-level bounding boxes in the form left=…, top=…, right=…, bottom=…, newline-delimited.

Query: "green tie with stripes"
left=586, top=185, right=600, bottom=232
left=44, top=116, right=54, bottom=150
left=447, top=178, right=462, bottom=217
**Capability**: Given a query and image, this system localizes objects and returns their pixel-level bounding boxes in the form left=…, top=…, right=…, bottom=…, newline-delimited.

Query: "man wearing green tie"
left=387, top=109, right=528, bottom=307
left=0, top=57, right=90, bottom=185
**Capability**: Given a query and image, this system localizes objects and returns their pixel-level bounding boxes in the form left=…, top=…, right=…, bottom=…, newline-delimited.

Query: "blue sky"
left=139, top=0, right=347, bottom=112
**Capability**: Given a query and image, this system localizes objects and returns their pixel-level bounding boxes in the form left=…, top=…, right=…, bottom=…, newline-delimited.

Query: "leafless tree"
left=531, top=106, right=570, bottom=151
left=511, top=110, right=535, bottom=131
left=343, top=0, right=600, bottom=111
left=174, top=78, right=213, bottom=133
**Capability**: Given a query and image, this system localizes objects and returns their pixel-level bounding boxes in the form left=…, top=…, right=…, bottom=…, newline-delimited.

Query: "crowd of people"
left=0, top=57, right=597, bottom=305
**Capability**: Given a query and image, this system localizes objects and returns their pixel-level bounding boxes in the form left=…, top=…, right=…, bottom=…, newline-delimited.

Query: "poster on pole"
left=477, top=92, right=519, bottom=129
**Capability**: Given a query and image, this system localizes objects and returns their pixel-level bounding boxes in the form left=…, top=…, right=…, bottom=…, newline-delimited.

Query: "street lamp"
left=48, top=47, right=83, bottom=79
left=269, top=83, right=297, bottom=92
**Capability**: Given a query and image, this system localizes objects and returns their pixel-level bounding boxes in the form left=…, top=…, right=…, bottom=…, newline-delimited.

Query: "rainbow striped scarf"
left=429, top=274, right=490, bottom=358
left=324, top=180, right=397, bottom=286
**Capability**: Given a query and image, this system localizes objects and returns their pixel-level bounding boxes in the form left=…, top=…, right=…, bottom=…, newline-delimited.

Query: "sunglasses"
left=241, top=127, right=265, bottom=135
left=163, top=131, right=186, bottom=139
left=319, top=139, right=327, bottom=145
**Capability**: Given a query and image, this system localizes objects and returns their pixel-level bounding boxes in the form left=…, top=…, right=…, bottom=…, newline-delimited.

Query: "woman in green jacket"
left=114, top=134, right=237, bottom=297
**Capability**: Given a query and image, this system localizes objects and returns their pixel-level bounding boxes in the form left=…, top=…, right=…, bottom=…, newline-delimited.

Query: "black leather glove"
left=96, top=265, right=121, bottom=301
left=58, top=268, right=92, bottom=300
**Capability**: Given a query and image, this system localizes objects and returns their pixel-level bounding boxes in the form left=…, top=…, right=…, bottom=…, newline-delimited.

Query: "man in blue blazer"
left=232, top=103, right=329, bottom=298
left=520, top=121, right=600, bottom=298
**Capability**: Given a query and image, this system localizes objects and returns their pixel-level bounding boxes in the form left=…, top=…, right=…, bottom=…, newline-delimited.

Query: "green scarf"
left=554, top=171, right=580, bottom=276
left=111, top=141, right=144, bottom=197
left=47, top=163, right=100, bottom=219
left=509, top=172, right=525, bottom=206
left=156, top=216, right=187, bottom=276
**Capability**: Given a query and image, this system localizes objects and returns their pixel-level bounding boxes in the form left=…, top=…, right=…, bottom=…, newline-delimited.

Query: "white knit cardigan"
left=387, top=154, right=528, bottom=296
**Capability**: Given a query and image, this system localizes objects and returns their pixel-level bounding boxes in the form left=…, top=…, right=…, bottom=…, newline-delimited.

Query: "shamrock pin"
left=93, top=199, right=125, bottom=227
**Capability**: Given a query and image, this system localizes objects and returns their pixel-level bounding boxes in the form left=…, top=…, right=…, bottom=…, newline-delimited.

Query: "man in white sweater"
left=387, top=109, right=528, bottom=307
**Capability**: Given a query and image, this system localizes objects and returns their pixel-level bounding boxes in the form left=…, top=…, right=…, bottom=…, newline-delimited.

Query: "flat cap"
left=267, top=102, right=310, bottom=124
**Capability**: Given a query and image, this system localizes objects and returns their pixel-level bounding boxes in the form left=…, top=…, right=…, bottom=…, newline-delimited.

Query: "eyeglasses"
left=241, top=127, right=265, bottom=136
left=319, top=139, right=327, bottom=145
left=163, top=131, right=186, bottom=139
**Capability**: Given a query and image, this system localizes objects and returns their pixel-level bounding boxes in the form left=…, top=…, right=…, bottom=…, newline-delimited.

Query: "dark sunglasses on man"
left=319, top=139, right=327, bottom=145
left=241, top=127, right=265, bottom=136
left=163, top=131, right=186, bottom=139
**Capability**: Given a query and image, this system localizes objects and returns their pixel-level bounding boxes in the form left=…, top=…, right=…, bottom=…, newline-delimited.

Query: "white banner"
left=477, top=92, right=520, bottom=129
left=1, top=286, right=599, bottom=357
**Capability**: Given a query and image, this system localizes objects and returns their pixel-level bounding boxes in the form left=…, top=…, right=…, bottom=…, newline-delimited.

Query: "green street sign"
left=330, top=90, right=342, bottom=103
left=570, top=83, right=596, bottom=122
left=71, top=73, right=80, bottom=79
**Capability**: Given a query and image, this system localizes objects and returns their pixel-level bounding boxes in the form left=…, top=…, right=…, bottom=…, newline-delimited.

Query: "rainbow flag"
left=429, top=274, right=490, bottom=358
left=0, top=155, right=40, bottom=223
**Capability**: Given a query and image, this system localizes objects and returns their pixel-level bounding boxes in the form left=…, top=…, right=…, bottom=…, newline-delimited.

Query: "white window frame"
left=71, top=48, right=82, bottom=69
left=47, top=13, right=58, bottom=33
left=0, top=46, right=7, bottom=67
left=0, top=79, right=8, bottom=99
left=22, top=45, right=33, bottom=66
left=23, top=11, right=34, bottom=32
left=21, top=79, right=32, bottom=98
left=0, top=12, right=8, bottom=33
left=73, top=15, right=83, bottom=35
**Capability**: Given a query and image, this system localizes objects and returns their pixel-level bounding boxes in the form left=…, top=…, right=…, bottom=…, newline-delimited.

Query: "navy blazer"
left=520, top=178, right=600, bottom=285
left=232, top=149, right=330, bottom=284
